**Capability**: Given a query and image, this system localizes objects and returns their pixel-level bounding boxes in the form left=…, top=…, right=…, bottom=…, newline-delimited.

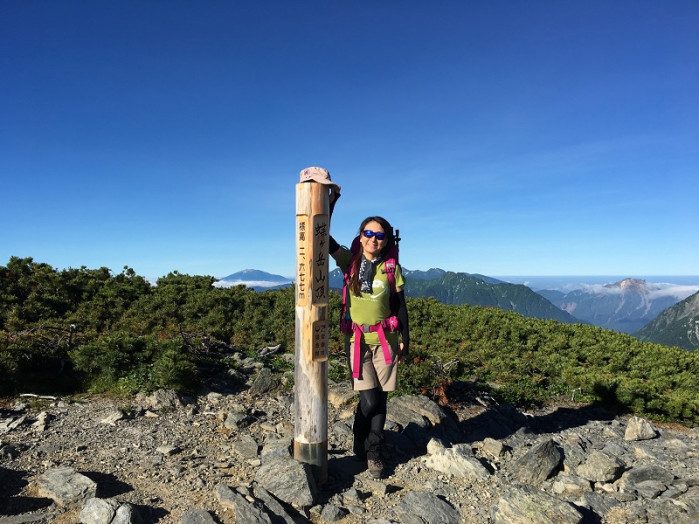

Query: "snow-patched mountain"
left=537, top=278, right=691, bottom=334
left=214, top=269, right=293, bottom=290
left=635, top=290, right=699, bottom=351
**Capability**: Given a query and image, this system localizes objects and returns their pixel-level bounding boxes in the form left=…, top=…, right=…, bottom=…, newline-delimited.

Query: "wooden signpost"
left=294, top=180, right=330, bottom=483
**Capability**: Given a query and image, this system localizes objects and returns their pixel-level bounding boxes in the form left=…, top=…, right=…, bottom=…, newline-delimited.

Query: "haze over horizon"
left=2, top=2, right=697, bottom=280
left=215, top=268, right=699, bottom=301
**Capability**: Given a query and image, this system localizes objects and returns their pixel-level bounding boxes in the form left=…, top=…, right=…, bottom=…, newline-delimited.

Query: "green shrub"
left=3, top=257, right=699, bottom=426
left=69, top=333, right=196, bottom=394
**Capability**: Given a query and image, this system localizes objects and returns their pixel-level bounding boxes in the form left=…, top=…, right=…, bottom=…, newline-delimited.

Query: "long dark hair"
left=350, top=216, right=395, bottom=297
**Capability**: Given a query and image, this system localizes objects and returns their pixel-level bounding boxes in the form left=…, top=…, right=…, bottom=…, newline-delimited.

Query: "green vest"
left=336, top=247, right=405, bottom=346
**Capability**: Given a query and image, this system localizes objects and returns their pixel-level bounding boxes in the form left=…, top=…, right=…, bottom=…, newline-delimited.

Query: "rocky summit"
left=1, top=376, right=698, bottom=523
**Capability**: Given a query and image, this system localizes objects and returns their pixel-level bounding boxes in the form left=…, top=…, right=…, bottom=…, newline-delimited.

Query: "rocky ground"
left=1, top=364, right=698, bottom=524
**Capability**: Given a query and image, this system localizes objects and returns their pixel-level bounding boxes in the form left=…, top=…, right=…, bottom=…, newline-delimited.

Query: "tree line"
left=2, top=256, right=697, bottom=425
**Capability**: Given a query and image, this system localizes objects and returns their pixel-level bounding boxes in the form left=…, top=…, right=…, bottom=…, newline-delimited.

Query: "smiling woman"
left=329, top=213, right=410, bottom=479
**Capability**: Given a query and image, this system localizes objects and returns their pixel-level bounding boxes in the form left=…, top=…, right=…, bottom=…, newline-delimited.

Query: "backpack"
left=340, top=230, right=401, bottom=379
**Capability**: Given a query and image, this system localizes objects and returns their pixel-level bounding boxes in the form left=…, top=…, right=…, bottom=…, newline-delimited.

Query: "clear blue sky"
left=2, top=1, right=697, bottom=280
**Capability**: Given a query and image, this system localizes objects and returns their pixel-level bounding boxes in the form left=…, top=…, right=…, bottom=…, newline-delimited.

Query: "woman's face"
left=360, top=220, right=387, bottom=260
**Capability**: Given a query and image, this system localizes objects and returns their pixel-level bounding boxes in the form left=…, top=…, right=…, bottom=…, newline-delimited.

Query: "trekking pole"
left=293, top=178, right=329, bottom=484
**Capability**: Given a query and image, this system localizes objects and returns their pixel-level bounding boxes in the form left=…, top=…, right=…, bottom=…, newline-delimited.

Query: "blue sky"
left=2, top=2, right=698, bottom=280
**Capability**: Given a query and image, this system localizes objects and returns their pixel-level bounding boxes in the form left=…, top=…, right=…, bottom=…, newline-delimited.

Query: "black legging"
left=359, top=388, right=388, bottom=434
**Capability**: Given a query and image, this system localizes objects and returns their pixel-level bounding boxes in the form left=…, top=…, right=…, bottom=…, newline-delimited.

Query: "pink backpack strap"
left=352, top=325, right=363, bottom=379
left=383, top=257, right=397, bottom=295
left=351, top=322, right=394, bottom=379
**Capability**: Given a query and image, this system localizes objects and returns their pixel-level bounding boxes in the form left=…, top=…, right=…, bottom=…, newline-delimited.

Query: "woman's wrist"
left=329, top=235, right=340, bottom=254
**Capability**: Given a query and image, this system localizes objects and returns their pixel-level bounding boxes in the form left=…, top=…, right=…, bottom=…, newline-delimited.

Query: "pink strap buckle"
left=351, top=323, right=393, bottom=379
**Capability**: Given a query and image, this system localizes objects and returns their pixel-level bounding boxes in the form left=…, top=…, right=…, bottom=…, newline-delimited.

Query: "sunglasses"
left=362, top=229, right=386, bottom=241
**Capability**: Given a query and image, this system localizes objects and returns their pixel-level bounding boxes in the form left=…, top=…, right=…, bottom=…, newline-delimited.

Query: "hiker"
left=329, top=216, right=410, bottom=479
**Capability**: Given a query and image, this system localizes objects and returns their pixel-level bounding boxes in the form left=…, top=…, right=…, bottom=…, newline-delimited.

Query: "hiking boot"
left=367, top=457, right=384, bottom=479
left=365, top=431, right=385, bottom=478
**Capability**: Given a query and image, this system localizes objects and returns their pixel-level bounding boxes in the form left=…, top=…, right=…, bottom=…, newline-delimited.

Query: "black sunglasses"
left=362, top=229, right=386, bottom=240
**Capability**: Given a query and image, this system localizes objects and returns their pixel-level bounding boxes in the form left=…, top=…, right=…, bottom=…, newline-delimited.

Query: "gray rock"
left=100, top=408, right=126, bottom=426
left=260, top=438, right=293, bottom=463
left=346, top=504, right=365, bottom=516
left=138, top=389, right=183, bottom=411
left=426, top=437, right=447, bottom=455
left=331, top=419, right=352, bottom=439
left=78, top=498, right=140, bottom=524
left=320, top=503, right=347, bottom=522
left=80, top=497, right=119, bottom=523
left=624, top=416, right=658, bottom=441
left=574, top=450, right=625, bottom=483
left=550, top=473, right=592, bottom=498
left=112, top=503, right=142, bottom=524
left=361, top=477, right=389, bottom=497
left=619, top=464, right=675, bottom=488
left=327, top=385, right=356, bottom=408
left=180, top=509, right=217, bottom=524
left=156, top=445, right=181, bottom=456
left=679, top=486, right=699, bottom=517
left=255, top=453, right=318, bottom=507
left=32, top=411, right=52, bottom=431
left=252, top=485, right=303, bottom=524
left=512, top=439, right=562, bottom=485
left=559, top=433, right=590, bottom=471
left=481, top=437, right=505, bottom=458
left=1, top=414, right=28, bottom=434
left=424, top=443, right=490, bottom=481
left=387, top=404, right=430, bottom=430
left=393, top=491, right=461, bottom=524
left=389, top=395, right=450, bottom=426
left=493, top=485, right=584, bottom=524
left=250, top=367, right=277, bottom=396
left=0, top=443, right=21, bottom=460
left=224, top=411, right=249, bottom=430
left=37, top=467, right=97, bottom=506
left=634, top=480, right=666, bottom=499
left=645, top=498, right=694, bottom=524
left=578, top=491, right=620, bottom=518
left=231, top=434, right=260, bottom=460
left=215, top=483, right=272, bottom=523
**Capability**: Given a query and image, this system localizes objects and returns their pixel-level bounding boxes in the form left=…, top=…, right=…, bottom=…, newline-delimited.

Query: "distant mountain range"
left=223, top=268, right=578, bottom=324
left=215, top=269, right=698, bottom=346
left=214, top=269, right=292, bottom=291
left=537, top=278, right=686, bottom=334
left=635, top=290, right=699, bottom=351
left=403, top=271, right=580, bottom=324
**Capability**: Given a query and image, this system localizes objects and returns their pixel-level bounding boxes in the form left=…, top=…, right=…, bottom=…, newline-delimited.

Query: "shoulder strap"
left=383, top=258, right=396, bottom=290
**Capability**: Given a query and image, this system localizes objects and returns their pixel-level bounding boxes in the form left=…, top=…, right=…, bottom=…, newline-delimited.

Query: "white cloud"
left=213, top=279, right=292, bottom=289
left=647, top=284, right=699, bottom=301
left=581, top=284, right=625, bottom=295
left=580, top=282, right=699, bottom=301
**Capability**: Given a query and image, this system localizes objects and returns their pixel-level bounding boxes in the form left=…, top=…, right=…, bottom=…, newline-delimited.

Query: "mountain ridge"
left=635, top=290, right=699, bottom=351
left=403, top=271, right=580, bottom=324
left=538, top=278, right=690, bottom=334
left=215, top=269, right=698, bottom=341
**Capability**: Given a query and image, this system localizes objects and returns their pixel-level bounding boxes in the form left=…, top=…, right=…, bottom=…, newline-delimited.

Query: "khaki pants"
left=346, top=339, right=399, bottom=392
